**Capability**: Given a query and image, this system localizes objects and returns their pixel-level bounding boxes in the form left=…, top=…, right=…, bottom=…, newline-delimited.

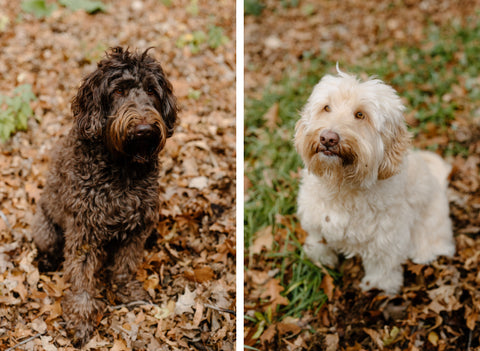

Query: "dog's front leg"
left=62, top=237, right=105, bottom=348
left=109, top=234, right=150, bottom=303
left=303, top=230, right=338, bottom=268
left=359, top=253, right=404, bottom=295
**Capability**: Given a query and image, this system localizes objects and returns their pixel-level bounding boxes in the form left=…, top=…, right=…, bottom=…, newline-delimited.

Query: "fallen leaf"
left=428, top=331, right=439, bottom=346
left=250, top=225, right=274, bottom=255
left=260, top=278, right=289, bottom=311
left=188, top=176, right=208, bottom=190
left=264, top=102, right=279, bottom=131
left=31, top=317, right=47, bottom=334
left=363, top=328, right=384, bottom=350
left=175, top=286, right=196, bottom=315
left=325, top=333, right=339, bottom=351
left=184, top=266, right=215, bottom=283
left=320, top=272, right=335, bottom=301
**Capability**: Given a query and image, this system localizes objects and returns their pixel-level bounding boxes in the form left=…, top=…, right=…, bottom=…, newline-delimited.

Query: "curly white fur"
left=295, top=71, right=455, bottom=294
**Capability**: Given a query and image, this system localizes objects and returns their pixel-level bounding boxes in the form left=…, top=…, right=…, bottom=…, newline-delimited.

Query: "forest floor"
left=245, top=1, right=480, bottom=350
left=0, top=0, right=236, bottom=350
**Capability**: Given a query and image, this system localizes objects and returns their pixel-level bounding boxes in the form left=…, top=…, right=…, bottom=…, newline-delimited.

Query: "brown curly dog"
left=32, top=47, right=178, bottom=347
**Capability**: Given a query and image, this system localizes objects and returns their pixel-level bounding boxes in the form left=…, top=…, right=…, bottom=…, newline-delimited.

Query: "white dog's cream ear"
left=378, top=121, right=411, bottom=180
left=294, top=118, right=307, bottom=154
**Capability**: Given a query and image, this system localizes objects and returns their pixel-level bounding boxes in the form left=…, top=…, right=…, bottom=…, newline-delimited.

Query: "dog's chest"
left=61, top=163, right=160, bottom=232
left=298, top=180, right=381, bottom=248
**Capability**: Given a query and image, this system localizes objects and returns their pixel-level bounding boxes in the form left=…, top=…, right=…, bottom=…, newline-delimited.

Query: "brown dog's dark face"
left=72, top=47, right=178, bottom=163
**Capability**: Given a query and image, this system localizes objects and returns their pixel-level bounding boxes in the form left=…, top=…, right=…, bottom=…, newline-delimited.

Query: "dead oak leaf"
left=260, top=323, right=276, bottom=344
left=320, top=272, right=335, bottom=301
left=184, top=266, right=215, bottom=283
left=427, top=285, right=462, bottom=313
left=465, top=305, right=478, bottom=330
left=250, top=225, right=274, bottom=255
left=30, top=317, right=47, bottom=334
left=277, top=316, right=302, bottom=336
left=39, top=299, right=62, bottom=322
left=175, top=286, right=196, bottom=315
left=260, top=278, right=289, bottom=311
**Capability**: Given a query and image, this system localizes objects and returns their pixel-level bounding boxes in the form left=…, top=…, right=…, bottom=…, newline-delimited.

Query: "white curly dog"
left=295, top=68, right=455, bottom=294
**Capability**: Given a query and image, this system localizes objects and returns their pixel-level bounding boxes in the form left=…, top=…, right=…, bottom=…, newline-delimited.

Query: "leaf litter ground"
left=245, top=1, right=480, bottom=350
left=0, top=0, right=236, bottom=350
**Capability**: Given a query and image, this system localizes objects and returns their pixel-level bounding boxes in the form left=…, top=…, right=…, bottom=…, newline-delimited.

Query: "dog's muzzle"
left=107, top=104, right=167, bottom=163
left=319, top=130, right=340, bottom=156
left=125, top=123, right=164, bottom=163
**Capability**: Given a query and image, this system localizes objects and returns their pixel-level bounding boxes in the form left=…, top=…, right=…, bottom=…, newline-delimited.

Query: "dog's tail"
left=418, top=150, right=451, bottom=188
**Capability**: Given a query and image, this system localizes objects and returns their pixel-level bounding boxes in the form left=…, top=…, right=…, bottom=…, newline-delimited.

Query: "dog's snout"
left=135, top=124, right=154, bottom=137
left=320, top=130, right=339, bottom=147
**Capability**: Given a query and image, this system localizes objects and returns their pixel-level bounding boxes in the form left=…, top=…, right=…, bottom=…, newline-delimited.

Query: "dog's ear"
left=154, top=72, right=178, bottom=138
left=294, top=118, right=307, bottom=156
left=140, top=49, right=178, bottom=138
left=161, top=88, right=178, bottom=138
left=72, top=70, right=107, bottom=140
left=377, top=120, right=411, bottom=180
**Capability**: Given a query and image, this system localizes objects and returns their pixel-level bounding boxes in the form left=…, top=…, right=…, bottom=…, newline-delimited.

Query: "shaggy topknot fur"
left=32, top=47, right=178, bottom=347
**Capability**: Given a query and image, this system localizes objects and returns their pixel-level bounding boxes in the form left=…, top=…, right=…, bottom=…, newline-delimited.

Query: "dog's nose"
left=320, top=130, right=339, bottom=147
left=135, top=124, right=154, bottom=137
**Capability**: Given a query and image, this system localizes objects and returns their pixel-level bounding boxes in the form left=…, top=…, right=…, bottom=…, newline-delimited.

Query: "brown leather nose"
left=320, top=130, right=339, bottom=147
left=135, top=124, right=154, bottom=137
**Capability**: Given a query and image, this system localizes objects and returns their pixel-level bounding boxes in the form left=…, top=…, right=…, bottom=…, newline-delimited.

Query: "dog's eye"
left=146, top=87, right=155, bottom=96
left=114, top=88, right=126, bottom=96
left=355, top=111, right=365, bottom=120
left=324, top=105, right=331, bottom=112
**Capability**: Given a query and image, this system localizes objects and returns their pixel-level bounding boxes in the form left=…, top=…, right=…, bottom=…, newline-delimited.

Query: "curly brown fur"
left=32, top=47, right=178, bottom=347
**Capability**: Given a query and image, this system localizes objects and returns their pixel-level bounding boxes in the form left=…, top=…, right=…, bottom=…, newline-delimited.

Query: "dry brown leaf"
left=325, top=333, right=339, bottom=351
left=259, top=323, right=276, bottom=344
left=250, top=225, right=274, bottom=255
left=175, top=286, right=196, bottom=315
left=184, top=266, right=215, bottom=283
left=264, top=102, right=279, bottom=132
left=320, top=272, right=335, bottom=301
left=277, top=319, right=301, bottom=336
left=428, top=331, right=439, bottom=346
left=111, top=338, right=129, bottom=351
left=192, top=302, right=204, bottom=327
left=260, top=278, right=289, bottom=311
left=363, top=328, right=383, bottom=350
left=465, top=305, right=478, bottom=331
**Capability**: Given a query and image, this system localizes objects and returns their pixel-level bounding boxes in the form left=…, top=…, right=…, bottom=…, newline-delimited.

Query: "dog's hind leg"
left=411, top=195, right=455, bottom=264
left=32, top=204, right=65, bottom=271
left=409, top=152, right=455, bottom=263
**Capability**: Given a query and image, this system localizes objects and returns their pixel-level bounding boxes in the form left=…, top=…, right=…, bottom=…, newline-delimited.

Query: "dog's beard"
left=106, top=105, right=167, bottom=163
left=300, top=127, right=383, bottom=188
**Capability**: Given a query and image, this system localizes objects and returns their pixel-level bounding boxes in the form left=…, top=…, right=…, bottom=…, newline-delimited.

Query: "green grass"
left=0, top=84, right=37, bottom=142
left=176, top=25, right=229, bottom=54
left=245, top=16, right=480, bottom=344
left=21, top=0, right=107, bottom=18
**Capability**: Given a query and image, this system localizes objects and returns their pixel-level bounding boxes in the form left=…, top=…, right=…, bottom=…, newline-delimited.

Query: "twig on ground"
left=205, top=303, right=236, bottom=316
left=108, top=300, right=155, bottom=311
left=5, top=332, right=46, bottom=351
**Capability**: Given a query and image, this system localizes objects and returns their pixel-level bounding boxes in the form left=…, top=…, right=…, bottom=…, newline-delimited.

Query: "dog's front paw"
left=62, top=291, right=105, bottom=347
left=68, top=320, right=96, bottom=348
left=360, top=271, right=402, bottom=295
left=303, top=239, right=338, bottom=268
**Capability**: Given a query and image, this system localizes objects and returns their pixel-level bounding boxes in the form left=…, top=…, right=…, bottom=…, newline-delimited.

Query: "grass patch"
left=21, top=0, right=107, bottom=18
left=0, top=84, right=37, bottom=142
left=245, top=16, right=480, bottom=345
